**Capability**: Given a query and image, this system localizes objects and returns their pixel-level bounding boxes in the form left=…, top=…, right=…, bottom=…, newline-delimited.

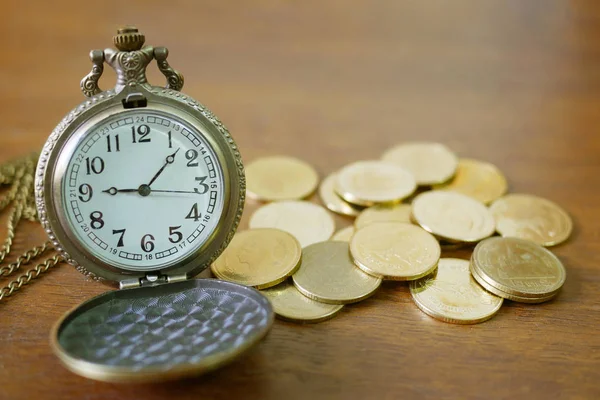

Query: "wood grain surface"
left=1, top=1, right=599, bottom=399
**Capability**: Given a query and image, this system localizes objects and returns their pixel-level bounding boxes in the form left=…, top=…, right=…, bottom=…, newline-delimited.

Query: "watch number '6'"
left=141, top=234, right=155, bottom=252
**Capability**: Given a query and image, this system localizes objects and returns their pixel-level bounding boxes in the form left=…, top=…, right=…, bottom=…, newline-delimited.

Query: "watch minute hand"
left=151, top=189, right=202, bottom=195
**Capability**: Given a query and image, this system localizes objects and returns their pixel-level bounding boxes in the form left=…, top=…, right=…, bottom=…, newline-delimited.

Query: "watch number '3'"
left=194, top=176, right=209, bottom=194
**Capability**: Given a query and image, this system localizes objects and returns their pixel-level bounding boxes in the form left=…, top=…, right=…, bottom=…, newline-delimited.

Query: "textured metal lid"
left=51, top=279, right=273, bottom=382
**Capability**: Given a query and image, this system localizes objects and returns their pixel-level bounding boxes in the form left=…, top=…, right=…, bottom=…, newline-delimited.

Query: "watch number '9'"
left=78, top=184, right=93, bottom=202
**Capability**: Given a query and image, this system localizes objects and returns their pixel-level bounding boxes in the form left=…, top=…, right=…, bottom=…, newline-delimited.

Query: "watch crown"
left=114, top=26, right=145, bottom=51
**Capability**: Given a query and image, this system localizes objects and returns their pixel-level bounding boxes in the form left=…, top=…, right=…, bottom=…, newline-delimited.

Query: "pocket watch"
left=35, top=27, right=273, bottom=382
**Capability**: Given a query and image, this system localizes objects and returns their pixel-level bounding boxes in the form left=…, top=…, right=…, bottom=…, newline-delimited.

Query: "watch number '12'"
left=131, top=125, right=151, bottom=143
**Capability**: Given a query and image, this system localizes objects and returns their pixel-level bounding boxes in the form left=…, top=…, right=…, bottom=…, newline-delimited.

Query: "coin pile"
left=211, top=144, right=572, bottom=324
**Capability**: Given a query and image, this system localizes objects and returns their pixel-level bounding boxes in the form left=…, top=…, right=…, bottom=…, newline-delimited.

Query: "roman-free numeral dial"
left=62, top=110, right=224, bottom=270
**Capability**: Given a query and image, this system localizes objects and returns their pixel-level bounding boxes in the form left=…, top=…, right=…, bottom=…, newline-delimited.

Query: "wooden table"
left=1, top=1, right=599, bottom=399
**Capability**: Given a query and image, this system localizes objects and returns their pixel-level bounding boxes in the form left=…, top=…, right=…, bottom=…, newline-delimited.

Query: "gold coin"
left=489, top=193, right=572, bottom=246
left=334, top=160, right=416, bottom=206
left=318, top=172, right=363, bottom=217
left=331, top=226, right=355, bottom=242
left=469, top=264, right=559, bottom=304
left=292, top=241, right=381, bottom=304
left=411, top=191, right=495, bottom=243
left=246, top=156, right=319, bottom=201
left=211, top=228, right=301, bottom=289
left=381, top=142, right=458, bottom=185
left=354, top=204, right=412, bottom=230
left=433, top=158, right=507, bottom=204
left=249, top=201, right=335, bottom=248
left=471, top=237, right=566, bottom=301
left=350, top=222, right=440, bottom=280
left=410, top=258, right=503, bottom=324
left=261, top=280, right=344, bottom=323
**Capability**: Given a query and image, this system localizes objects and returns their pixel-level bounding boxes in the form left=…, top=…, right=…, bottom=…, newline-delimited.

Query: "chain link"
left=0, top=153, right=63, bottom=301
left=0, top=255, right=64, bottom=300
left=0, top=241, right=52, bottom=277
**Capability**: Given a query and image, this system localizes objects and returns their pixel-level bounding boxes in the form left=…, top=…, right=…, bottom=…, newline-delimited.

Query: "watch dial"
left=60, top=110, right=225, bottom=271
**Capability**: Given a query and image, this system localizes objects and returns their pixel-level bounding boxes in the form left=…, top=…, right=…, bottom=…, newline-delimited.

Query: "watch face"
left=59, top=109, right=225, bottom=271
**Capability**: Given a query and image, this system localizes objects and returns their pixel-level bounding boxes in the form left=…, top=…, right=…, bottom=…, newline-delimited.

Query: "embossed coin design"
left=249, top=201, right=335, bottom=248
left=211, top=229, right=302, bottom=289
left=490, top=193, right=573, bottom=246
left=350, top=222, right=440, bottom=280
left=246, top=156, right=319, bottom=201
left=469, top=264, right=558, bottom=304
left=354, top=204, right=413, bottom=230
left=261, top=281, right=344, bottom=323
left=335, top=160, right=416, bottom=206
left=412, top=191, right=495, bottom=243
left=319, top=173, right=363, bottom=217
left=410, top=258, right=503, bottom=324
left=292, top=241, right=382, bottom=304
left=331, top=226, right=355, bottom=242
left=471, top=237, right=566, bottom=302
left=433, top=158, right=507, bottom=204
left=381, top=142, right=458, bottom=186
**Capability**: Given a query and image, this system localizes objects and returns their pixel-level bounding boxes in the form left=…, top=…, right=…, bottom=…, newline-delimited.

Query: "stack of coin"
left=470, top=237, right=566, bottom=303
left=212, top=142, right=572, bottom=325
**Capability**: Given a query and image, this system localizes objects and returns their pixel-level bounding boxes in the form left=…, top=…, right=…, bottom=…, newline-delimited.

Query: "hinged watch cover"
left=38, top=27, right=273, bottom=382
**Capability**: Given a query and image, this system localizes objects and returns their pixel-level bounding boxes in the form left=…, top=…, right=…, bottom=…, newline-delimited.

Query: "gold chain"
left=0, top=153, right=64, bottom=301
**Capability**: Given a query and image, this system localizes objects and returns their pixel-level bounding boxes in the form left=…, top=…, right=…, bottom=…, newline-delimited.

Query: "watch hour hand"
left=147, top=148, right=180, bottom=187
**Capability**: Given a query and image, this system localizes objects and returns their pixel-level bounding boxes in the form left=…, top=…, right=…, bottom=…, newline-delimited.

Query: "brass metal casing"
left=35, top=84, right=245, bottom=284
